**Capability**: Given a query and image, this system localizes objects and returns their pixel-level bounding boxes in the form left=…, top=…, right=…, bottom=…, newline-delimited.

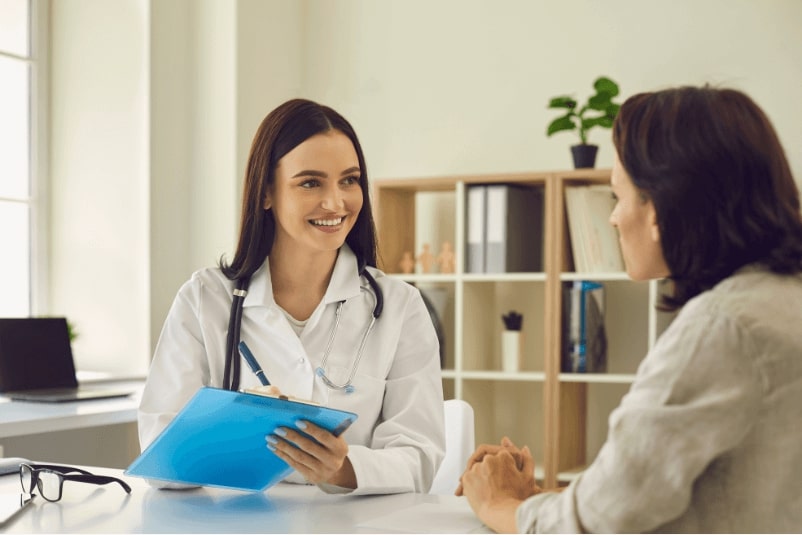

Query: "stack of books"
left=564, top=185, right=624, bottom=273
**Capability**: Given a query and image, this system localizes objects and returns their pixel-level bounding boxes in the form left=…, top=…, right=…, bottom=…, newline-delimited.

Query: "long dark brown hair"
left=613, top=85, right=802, bottom=310
left=219, top=99, right=378, bottom=281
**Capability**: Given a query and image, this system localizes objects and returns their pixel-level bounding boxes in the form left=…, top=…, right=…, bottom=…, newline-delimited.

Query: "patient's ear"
left=648, top=203, right=660, bottom=242
left=263, top=191, right=272, bottom=211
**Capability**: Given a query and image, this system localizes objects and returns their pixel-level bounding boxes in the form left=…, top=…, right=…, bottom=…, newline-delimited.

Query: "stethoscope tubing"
left=223, top=281, right=250, bottom=391
left=223, top=265, right=382, bottom=393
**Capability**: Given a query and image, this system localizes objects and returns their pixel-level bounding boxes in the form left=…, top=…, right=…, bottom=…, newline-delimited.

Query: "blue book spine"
left=570, top=280, right=604, bottom=373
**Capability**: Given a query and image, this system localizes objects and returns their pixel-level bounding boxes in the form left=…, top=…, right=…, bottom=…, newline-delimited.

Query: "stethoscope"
left=222, top=264, right=384, bottom=394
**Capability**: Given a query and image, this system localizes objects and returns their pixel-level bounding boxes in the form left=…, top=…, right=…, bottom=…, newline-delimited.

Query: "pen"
left=238, top=341, right=270, bottom=386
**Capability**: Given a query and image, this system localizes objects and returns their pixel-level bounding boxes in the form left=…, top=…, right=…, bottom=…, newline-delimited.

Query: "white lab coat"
left=139, top=245, right=445, bottom=495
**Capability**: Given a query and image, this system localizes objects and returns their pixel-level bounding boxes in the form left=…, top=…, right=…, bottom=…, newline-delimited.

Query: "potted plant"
left=546, top=76, right=622, bottom=169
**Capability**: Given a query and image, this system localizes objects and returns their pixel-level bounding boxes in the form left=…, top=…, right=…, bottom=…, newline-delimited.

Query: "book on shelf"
left=465, top=184, right=544, bottom=273
left=466, top=185, right=486, bottom=273
left=561, top=281, right=607, bottom=373
left=564, top=185, right=624, bottom=273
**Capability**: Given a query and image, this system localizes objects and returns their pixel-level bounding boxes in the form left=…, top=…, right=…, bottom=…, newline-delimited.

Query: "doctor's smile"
left=310, top=216, right=345, bottom=227
left=309, top=215, right=348, bottom=233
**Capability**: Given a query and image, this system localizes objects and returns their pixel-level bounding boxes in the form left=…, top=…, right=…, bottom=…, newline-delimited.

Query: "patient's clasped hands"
left=457, top=437, right=541, bottom=533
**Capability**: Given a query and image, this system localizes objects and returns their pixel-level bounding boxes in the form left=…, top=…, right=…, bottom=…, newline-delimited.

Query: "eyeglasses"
left=19, top=463, right=132, bottom=502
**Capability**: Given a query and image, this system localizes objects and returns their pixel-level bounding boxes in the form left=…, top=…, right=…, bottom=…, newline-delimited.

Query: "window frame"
left=0, top=0, right=49, bottom=316
left=30, top=0, right=50, bottom=315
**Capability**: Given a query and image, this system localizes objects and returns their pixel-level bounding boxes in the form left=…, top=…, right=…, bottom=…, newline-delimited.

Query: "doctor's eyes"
left=298, top=175, right=361, bottom=189
left=299, top=178, right=322, bottom=189
left=341, top=175, right=361, bottom=187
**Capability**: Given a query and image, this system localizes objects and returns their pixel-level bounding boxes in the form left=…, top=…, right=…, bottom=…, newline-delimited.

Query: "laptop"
left=0, top=317, right=134, bottom=403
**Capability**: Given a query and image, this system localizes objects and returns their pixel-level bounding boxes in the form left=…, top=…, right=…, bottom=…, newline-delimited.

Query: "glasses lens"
left=19, top=464, right=33, bottom=494
left=39, top=470, right=62, bottom=502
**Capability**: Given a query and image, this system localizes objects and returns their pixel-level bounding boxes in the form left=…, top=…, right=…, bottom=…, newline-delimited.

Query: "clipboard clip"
left=241, top=387, right=322, bottom=407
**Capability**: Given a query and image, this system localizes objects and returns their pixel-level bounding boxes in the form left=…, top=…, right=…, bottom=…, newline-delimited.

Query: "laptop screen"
left=0, top=317, right=79, bottom=392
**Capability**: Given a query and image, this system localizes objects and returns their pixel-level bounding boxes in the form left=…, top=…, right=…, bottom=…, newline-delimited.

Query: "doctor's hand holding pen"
left=240, top=341, right=357, bottom=488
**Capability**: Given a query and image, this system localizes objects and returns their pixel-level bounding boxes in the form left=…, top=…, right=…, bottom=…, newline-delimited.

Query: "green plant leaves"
left=548, top=96, right=577, bottom=109
left=593, top=76, right=619, bottom=96
left=581, top=116, right=610, bottom=130
left=587, top=77, right=620, bottom=111
left=546, top=76, right=622, bottom=144
left=66, top=320, right=79, bottom=342
left=547, top=115, right=577, bottom=136
left=587, top=93, right=613, bottom=111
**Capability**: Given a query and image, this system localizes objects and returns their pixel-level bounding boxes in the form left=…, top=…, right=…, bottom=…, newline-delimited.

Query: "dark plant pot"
left=571, top=144, right=598, bottom=169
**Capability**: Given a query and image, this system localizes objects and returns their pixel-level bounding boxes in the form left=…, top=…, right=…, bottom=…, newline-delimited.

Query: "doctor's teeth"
left=312, top=217, right=344, bottom=226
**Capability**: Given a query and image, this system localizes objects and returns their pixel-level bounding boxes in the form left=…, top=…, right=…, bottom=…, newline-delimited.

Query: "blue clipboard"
left=125, top=386, right=358, bottom=492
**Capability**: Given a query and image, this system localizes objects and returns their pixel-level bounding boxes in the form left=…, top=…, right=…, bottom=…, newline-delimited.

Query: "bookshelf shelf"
left=394, top=274, right=457, bottom=283
left=559, top=373, right=636, bottom=384
left=373, top=169, right=674, bottom=488
left=462, top=273, right=547, bottom=282
left=560, top=272, right=631, bottom=282
left=461, top=370, right=547, bottom=381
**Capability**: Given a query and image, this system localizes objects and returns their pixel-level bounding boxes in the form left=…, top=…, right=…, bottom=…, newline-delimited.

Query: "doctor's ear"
left=263, top=192, right=272, bottom=211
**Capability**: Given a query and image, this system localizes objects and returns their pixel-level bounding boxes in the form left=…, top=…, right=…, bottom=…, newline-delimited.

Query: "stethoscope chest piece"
left=315, top=367, right=356, bottom=394
left=314, top=285, right=379, bottom=395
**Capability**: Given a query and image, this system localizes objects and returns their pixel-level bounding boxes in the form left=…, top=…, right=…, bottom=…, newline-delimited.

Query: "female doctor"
left=138, top=98, right=445, bottom=495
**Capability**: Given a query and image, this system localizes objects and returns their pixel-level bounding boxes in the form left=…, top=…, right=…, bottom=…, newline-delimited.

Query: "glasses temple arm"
left=62, top=474, right=132, bottom=493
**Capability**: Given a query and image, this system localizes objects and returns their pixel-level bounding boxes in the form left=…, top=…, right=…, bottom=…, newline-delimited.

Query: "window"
left=0, top=0, right=43, bottom=317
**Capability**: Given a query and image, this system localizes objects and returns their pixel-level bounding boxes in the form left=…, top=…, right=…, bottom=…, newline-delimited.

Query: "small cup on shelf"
left=501, top=330, right=522, bottom=372
left=501, top=310, right=523, bottom=373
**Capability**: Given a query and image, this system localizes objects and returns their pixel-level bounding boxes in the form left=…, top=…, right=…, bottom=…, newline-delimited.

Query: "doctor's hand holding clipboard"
left=239, top=341, right=356, bottom=489
left=137, top=99, right=445, bottom=496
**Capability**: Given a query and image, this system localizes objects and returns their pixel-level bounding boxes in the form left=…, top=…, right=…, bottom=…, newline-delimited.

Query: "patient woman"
left=458, top=85, right=802, bottom=532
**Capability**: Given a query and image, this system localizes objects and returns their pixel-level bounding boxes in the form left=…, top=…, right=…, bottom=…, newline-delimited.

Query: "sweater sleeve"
left=517, top=302, right=763, bottom=533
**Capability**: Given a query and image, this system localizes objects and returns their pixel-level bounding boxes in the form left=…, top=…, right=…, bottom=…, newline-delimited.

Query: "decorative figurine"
left=436, top=241, right=456, bottom=274
left=417, top=243, right=434, bottom=274
left=399, top=251, right=415, bottom=274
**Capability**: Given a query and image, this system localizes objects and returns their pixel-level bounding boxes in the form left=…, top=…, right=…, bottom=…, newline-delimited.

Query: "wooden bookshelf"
left=372, top=169, right=675, bottom=488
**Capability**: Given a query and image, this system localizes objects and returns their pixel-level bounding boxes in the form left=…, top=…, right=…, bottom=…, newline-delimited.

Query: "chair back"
left=429, top=399, right=475, bottom=495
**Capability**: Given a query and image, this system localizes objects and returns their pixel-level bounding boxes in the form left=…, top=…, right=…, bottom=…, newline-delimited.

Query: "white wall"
left=48, top=0, right=802, bottom=375
left=295, top=0, right=802, bottom=180
left=49, top=0, right=307, bottom=374
left=235, top=0, right=305, bottom=184
left=50, top=0, right=150, bottom=375
left=149, top=0, right=193, bottom=354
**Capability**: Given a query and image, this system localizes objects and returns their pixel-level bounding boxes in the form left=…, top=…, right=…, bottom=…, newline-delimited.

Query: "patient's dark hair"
left=219, top=99, right=377, bottom=281
left=613, top=85, right=802, bottom=310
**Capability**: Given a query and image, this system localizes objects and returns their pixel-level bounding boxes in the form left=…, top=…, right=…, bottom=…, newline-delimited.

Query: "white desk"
left=0, top=381, right=144, bottom=468
left=0, top=466, right=488, bottom=533
left=0, top=380, right=143, bottom=439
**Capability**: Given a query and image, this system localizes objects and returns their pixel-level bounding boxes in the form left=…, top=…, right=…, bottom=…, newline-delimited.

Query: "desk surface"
left=0, top=380, right=144, bottom=439
left=0, top=465, right=487, bottom=533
